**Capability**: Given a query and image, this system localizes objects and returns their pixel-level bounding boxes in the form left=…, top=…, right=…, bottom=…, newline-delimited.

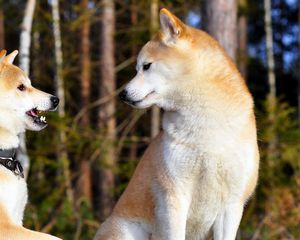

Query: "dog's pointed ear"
left=0, top=50, right=7, bottom=62
left=160, top=8, right=185, bottom=43
left=4, top=50, right=18, bottom=64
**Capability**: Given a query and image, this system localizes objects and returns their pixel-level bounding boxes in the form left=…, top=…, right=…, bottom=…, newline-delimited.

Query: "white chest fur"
left=160, top=108, right=257, bottom=237
left=162, top=108, right=255, bottom=189
left=0, top=166, right=28, bottom=225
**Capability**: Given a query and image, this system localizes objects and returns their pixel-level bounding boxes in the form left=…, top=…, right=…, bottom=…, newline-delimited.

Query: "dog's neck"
left=162, top=96, right=220, bottom=131
left=162, top=98, right=238, bottom=149
left=0, top=127, right=19, bottom=150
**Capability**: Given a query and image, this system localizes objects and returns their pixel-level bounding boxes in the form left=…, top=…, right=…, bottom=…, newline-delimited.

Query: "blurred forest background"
left=0, top=0, right=299, bottom=239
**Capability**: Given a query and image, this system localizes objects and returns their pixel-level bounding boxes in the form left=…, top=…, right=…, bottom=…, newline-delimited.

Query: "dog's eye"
left=143, top=63, right=152, bottom=71
left=17, top=84, right=26, bottom=91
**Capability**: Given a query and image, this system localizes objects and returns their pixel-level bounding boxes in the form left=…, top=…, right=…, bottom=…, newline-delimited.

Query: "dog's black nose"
left=50, top=96, right=59, bottom=108
left=119, top=90, right=128, bottom=102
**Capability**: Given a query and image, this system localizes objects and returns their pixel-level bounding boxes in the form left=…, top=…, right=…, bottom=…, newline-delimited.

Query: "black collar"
left=0, top=148, right=24, bottom=178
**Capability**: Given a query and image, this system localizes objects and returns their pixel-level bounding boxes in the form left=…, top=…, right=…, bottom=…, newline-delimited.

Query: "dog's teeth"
left=40, top=116, right=46, bottom=122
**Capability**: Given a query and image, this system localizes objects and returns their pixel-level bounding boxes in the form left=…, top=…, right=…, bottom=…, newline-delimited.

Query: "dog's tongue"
left=29, top=110, right=38, bottom=117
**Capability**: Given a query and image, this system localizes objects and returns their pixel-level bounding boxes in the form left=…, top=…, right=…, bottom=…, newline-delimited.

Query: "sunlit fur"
left=0, top=50, right=61, bottom=240
left=94, top=8, right=259, bottom=240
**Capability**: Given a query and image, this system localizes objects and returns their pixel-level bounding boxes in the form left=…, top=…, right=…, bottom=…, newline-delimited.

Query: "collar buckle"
left=0, top=149, right=24, bottom=178
left=14, top=161, right=24, bottom=178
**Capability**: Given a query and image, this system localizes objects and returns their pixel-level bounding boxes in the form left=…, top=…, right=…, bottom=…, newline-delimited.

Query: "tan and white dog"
left=94, top=9, right=259, bottom=240
left=0, top=50, right=61, bottom=240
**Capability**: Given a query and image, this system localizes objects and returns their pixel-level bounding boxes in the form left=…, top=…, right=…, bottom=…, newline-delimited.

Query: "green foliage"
left=25, top=114, right=99, bottom=239
left=241, top=99, right=300, bottom=239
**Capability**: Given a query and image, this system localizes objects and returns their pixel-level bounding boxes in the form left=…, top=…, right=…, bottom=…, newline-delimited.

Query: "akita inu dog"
left=0, top=50, right=61, bottom=240
left=94, top=9, right=259, bottom=240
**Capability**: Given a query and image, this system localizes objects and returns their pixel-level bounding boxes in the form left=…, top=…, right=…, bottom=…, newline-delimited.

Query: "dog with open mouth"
left=0, top=50, right=61, bottom=240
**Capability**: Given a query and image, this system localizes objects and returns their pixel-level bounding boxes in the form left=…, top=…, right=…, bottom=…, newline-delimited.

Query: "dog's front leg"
left=152, top=191, right=189, bottom=240
left=213, top=202, right=244, bottom=240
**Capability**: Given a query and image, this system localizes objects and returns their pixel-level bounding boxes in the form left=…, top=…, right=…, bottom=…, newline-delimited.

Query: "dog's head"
left=120, top=8, right=227, bottom=111
left=0, top=50, right=59, bottom=134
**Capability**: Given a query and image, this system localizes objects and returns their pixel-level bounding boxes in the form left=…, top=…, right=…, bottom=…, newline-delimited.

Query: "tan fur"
left=94, top=9, right=259, bottom=240
left=0, top=203, right=55, bottom=240
left=0, top=50, right=61, bottom=240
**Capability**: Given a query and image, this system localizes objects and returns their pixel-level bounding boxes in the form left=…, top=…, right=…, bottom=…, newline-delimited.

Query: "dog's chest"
left=0, top=167, right=28, bottom=225
left=162, top=135, right=223, bottom=183
left=161, top=134, right=256, bottom=237
left=161, top=138, right=224, bottom=232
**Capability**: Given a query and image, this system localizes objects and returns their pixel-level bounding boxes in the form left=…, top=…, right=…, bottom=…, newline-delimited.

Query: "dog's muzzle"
left=119, top=90, right=128, bottom=102
left=119, top=89, right=137, bottom=105
left=119, top=89, right=140, bottom=106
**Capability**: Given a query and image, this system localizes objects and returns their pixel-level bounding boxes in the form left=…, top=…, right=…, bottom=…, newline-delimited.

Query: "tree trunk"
left=51, top=0, right=64, bottom=117
left=150, top=0, right=160, bottom=138
left=264, top=0, right=277, bottom=167
left=18, top=0, right=36, bottom=178
left=202, top=0, right=237, bottom=61
left=237, top=0, right=247, bottom=79
left=32, top=30, right=40, bottom=85
left=76, top=0, right=92, bottom=204
left=97, top=0, right=116, bottom=219
left=0, top=0, right=4, bottom=50
left=264, top=0, right=276, bottom=99
left=129, top=0, right=138, bottom=162
left=80, top=0, right=91, bottom=126
left=50, top=0, right=73, bottom=204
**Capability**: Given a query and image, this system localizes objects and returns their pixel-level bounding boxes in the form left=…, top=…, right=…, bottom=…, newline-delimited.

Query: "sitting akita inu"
left=94, top=8, right=259, bottom=240
left=0, top=50, right=61, bottom=240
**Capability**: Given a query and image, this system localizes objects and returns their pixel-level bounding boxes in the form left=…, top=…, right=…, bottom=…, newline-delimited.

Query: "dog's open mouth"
left=26, top=108, right=47, bottom=125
